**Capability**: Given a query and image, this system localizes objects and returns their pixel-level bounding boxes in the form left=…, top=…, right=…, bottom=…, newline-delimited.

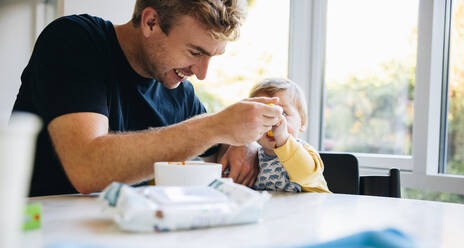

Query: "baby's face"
left=256, top=91, right=303, bottom=150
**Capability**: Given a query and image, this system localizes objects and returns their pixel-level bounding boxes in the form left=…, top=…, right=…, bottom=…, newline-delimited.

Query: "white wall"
left=0, top=0, right=134, bottom=124
left=62, top=0, right=134, bottom=24
left=0, top=0, right=35, bottom=123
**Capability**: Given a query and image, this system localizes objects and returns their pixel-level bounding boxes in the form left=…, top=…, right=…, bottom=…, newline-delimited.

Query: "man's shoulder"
left=40, top=14, right=111, bottom=44
left=33, top=14, right=116, bottom=64
left=50, top=14, right=107, bottom=31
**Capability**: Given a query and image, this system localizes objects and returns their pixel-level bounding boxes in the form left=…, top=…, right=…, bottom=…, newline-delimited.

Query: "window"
left=191, top=0, right=290, bottom=113
left=290, top=0, right=464, bottom=200
left=322, top=0, right=418, bottom=156
left=442, top=0, right=464, bottom=176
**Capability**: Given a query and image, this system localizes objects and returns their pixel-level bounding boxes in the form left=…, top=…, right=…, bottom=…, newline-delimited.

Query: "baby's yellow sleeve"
left=274, top=136, right=331, bottom=193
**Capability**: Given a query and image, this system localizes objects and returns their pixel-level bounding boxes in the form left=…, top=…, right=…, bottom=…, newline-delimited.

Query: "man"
left=13, top=0, right=283, bottom=196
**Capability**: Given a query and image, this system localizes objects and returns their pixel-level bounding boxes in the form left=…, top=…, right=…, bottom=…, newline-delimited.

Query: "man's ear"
left=148, top=19, right=155, bottom=30
left=140, top=7, right=159, bottom=37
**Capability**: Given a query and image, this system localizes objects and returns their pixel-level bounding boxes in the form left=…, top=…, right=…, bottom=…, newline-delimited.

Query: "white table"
left=23, top=192, right=464, bottom=248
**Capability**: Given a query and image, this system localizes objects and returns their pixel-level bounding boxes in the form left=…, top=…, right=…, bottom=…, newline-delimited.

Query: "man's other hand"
left=220, top=143, right=259, bottom=187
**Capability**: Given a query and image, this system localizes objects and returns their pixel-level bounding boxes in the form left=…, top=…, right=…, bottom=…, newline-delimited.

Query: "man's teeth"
left=175, top=69, right=186, bottom=78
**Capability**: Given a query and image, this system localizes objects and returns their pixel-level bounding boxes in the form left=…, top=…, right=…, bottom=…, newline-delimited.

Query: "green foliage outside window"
left=324, top=58, right=415, bottom=155
left=403, top=188, right=464, bottom=204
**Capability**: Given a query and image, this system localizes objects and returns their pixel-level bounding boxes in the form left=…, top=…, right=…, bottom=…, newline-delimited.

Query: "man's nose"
left=191, top=57, right=210, bottom=80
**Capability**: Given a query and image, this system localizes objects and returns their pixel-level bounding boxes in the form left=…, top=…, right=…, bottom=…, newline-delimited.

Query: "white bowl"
left=154, top=161, right=222, bottom=186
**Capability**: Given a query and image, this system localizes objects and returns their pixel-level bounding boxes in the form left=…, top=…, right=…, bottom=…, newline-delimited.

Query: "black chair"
left=320, top=152, right=359, bottom=195
left=359, top=168, right=401, bottom=198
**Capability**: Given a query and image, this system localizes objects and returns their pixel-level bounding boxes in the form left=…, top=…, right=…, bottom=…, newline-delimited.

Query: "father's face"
left=142, top=15, right=227, bottom=89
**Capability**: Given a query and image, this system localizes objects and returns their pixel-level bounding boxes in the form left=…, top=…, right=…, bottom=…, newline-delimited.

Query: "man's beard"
left=142, top=55, right=164, bottom=81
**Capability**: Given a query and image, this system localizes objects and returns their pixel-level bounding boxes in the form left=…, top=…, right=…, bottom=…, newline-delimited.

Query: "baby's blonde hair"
left=249, top=78, right=308, bottom=130
left=131, top=0, right=247, bottom=41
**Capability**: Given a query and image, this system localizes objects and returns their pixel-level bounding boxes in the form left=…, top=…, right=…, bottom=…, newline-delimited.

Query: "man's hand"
left=219, top=143, right=259, bottom=187
left=212, top=97, right=283, bottom=146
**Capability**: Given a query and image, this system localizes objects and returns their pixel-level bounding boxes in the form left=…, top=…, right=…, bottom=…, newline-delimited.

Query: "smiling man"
left=13, top=0, right=284, bottom=196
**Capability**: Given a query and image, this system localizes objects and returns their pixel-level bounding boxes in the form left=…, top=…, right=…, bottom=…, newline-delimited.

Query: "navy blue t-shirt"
left=13, top=14, right=218, bottom=196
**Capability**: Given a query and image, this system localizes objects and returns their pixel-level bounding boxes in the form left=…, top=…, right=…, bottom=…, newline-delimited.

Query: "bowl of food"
left=154, top=161, right=222, bottom=186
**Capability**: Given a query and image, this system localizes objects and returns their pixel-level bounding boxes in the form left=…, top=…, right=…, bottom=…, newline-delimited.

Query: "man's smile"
left=174, top=68, right=193, bottom=81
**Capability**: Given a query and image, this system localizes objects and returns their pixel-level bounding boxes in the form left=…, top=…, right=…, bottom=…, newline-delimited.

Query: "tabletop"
left=23, top=192, right=464, bottom=248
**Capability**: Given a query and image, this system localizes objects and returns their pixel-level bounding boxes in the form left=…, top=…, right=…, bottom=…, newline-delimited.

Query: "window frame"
left=34, top=0, right=59, bottom=39
left=439, top=0, right=456, bottom=175
left=289, top=0, right=464, bottom=195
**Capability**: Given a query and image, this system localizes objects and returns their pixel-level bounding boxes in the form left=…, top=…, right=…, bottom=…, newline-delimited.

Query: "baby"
left=250, top=78, right=330, bottom=193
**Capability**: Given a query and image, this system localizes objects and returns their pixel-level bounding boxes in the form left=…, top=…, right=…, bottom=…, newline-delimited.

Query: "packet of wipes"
left=100, top=178, right=271, bottom=232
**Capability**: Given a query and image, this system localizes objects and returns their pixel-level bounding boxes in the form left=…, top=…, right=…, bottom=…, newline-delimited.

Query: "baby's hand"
left=272, top=114, right=289, bottom=148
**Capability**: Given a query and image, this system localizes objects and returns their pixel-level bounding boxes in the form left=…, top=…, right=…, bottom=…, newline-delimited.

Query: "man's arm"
left=48, top=97, right=282, bottom=194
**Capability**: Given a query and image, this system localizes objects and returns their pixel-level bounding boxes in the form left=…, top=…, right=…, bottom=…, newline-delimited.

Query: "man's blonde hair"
left=249, top=78, right=308, bottom=130
left=132, top=0, right=246, bottom=41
